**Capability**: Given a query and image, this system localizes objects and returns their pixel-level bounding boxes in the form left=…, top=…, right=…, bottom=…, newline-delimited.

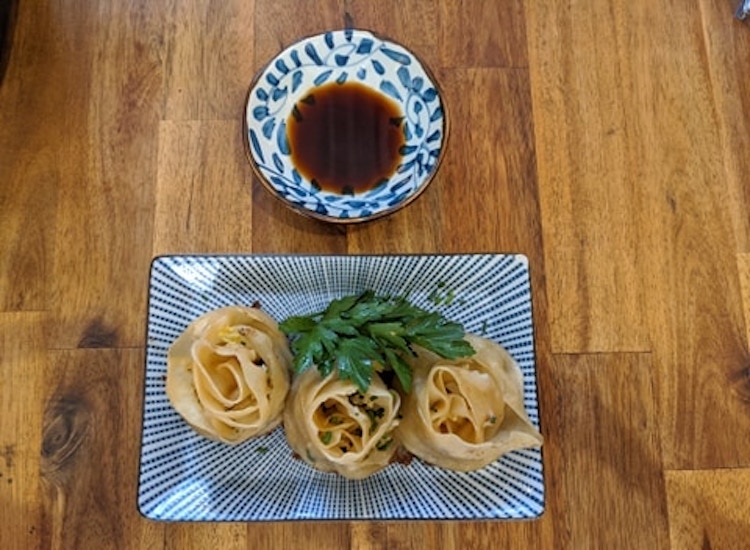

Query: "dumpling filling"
left=283, top=369, right=400, bottom=479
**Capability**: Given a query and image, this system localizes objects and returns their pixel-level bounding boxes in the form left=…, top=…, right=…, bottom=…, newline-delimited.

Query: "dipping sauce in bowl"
left=287, top=81, right=405, bottom=196
left=244, top=29, right=447, bottom=223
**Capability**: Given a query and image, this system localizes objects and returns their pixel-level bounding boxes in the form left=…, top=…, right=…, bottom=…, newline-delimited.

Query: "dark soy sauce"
left=287, top=82, right=405, bottom=195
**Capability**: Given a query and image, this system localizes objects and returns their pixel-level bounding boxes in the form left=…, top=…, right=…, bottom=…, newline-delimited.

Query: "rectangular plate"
left=138, top=254, right=544, bottom=521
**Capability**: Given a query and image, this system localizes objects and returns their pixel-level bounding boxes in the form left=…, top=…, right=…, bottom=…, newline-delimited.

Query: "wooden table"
left=2, top=1, right=749, bottom=548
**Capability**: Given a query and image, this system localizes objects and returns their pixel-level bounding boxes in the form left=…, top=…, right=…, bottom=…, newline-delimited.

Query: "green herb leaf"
left=289, top=324, right=338, bottom=374
left=383, top=347, right=413, bottom=392
left=279, top=315, right=317, bottom=332
left=406, top=313, right=475, bottom=359
left=335, top=336, right=380, bottom=391
left=279, top=292, right=475, bottom=392
left=323, top=293, right=360, bottom=318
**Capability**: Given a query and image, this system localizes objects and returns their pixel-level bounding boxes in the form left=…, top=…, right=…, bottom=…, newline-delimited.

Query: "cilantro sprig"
left=279, top=291, right=475, bottom=392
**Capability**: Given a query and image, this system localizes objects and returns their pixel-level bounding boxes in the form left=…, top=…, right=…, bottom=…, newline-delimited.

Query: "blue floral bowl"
left=244, top=29, right=447, bottom=223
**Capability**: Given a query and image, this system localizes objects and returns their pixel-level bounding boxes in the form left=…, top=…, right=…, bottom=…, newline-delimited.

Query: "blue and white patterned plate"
left=138, top=254, right=544, bottom=521
left=244, top=29, right=447, bottom=223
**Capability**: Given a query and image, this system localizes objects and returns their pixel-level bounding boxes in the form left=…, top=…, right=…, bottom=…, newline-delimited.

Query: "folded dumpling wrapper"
left=166, top=306, right=292, bottom=444
left=396, top=333, right=542, bottom=471
left=284, top=368, right=401, bottom=479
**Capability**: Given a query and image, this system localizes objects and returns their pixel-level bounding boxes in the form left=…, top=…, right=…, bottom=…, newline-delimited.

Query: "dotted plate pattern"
left=138, top=254, right=544, bottom=521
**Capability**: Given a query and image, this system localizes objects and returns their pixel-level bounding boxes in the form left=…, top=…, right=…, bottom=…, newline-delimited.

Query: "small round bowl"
left=244, top=29, right=448, bottom=224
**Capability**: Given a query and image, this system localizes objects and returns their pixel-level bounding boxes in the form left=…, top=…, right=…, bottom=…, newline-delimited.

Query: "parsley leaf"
left=279, top=291, right=475, bottom=392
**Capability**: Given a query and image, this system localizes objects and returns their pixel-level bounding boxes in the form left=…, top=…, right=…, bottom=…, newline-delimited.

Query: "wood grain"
left=623, top=1, right=750, bottom=469
left=39, top=349, right=161, bottom=549
left=739, top=253, right=750, bottom=348
left=345, top=0, right=439, bottom=54
left=698, top=0, right=750, bottom=252
left=437, top=68, right=538, bottom=255
left=0, top=144, right=55, bottom=312
left=0, top=313, right=46, bottom=549
left=246, top=522, right=350, bottom=549
left=527, top=0, right=750, bottom=470
left=383, top=523, right=456, bottom=550
left=153, top=120, right=254, bottom=254
left=1, top=0, right=750, bottom=547
left=161, top=0, right=256, bottom=121
left=440, top=0, right=527, bottom=68
left=164, top=524, right=246, bottom=550
left=48, top=0, right=164, bottom=349
left=346, top=185, right=443, bottom=254
left=250, top=180, right=348, bottom=254
left=525, top=0, right=649, bottom=354
left=551, top=353, right=670, bottom=549
left=0, top=1, right=59, bottom=312
left=665, top=469, right=750, bottom=549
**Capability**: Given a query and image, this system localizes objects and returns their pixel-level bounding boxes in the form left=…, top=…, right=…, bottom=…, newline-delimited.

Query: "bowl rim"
left=242, top=27, right=450, bottom=224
